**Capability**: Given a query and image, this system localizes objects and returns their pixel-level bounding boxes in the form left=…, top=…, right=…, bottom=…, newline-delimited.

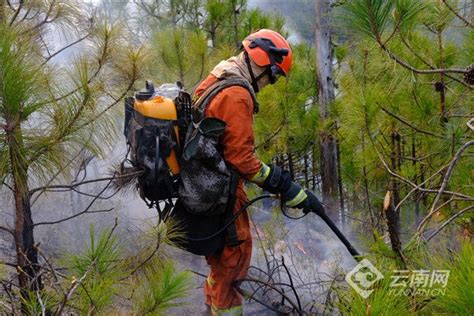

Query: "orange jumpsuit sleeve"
left=205, top=86, right=262, bottom=180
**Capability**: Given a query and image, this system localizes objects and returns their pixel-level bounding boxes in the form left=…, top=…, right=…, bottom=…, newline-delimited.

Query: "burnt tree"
left=315, top=0, right=339, bottom=221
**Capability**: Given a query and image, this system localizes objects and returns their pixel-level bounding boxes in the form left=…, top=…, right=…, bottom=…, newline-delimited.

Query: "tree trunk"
left=412, top=135, right=420, bottom=223
left=315, top=0, right=339, bottom=221
left=231, top=1, right=240, bottom=48
left=287, top=152, right=294, bottom=180
left=383, top=191, right=406, bottom=268
left=390, top=126, right=401, bottom=208
left=387, top=127, right=404, bottom=267
left=304, top=154, right=309, bottom=188
left=0, top=0, right=4, bottom=24
left=311, top=144, right=317, bottom=190
left=361, top=132, right=375, bottom=230
left=336, top=139, right=345, bottom=227
left=210, top=22, right=217, bottom=48
left=436, top=29, right=448, bottom=123
left=6, top=123, right=42, bottom=303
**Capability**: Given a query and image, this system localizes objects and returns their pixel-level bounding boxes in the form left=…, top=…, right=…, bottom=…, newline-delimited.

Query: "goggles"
left=248, top=37, right=289, bottom=84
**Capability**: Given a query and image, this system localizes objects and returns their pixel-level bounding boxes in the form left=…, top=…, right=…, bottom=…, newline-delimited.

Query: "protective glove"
left=254, top=164, right=312, bottom=209
left=280, top=182, right=307, bottom=208
left=297, top=190, right=326, bottom=216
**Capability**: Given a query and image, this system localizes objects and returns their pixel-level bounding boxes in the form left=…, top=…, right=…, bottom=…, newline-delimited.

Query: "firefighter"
left=194, top=29, right=325, bottom=315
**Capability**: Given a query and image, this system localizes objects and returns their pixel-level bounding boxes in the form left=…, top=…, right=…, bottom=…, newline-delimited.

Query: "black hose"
left=186, top=194, right=361, bottom=260
left=186, top=194, right=274, bottom=242
left=317, top=211, right=361, bottom=258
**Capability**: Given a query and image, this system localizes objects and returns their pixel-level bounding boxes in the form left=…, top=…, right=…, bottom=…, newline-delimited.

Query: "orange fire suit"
left=194, top=74, right=263, bottom=315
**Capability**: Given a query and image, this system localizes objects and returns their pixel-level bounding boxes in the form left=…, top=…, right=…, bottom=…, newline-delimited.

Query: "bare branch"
left=373, top=142, right=474, bottom=201
left=29, top=171, right=142, bottom=196
left=6, top=0, right=15, bottom=11
left=364, top=105, right=474, bottom=205
left=380, top=106, right=444, bottom=138
left=1, top=281, right=18, bottom=315
left=235, top=286, right=283, bottom=313
left=235, top=277, right=303, bottom=314
left=416, top=140, right=474, bottom=235
left=9, top=0, right=23, bottom=26
left=441, top=0, right=473, bottom=28
left=76, top=79, right=137, bottom=131
left=35, top=208, right=114, bottom=227
left=400, top=34, right=472, bottom=89
left=426, top=205, right=474, bottom=242
left=0, top=225, right=14, bottom=237
left=1, top=179, right=14, bottom=192
left=20, top=0, right=58, bottom=35
left=34, top=179, right=115, bottom=226
left=394, top=161, right=447, bottom=211
left=41, top=34, right=90, bottom=66
left=37, top=248, right=59, bottom=282
left=0, top=260, right=16, bottom=269
left=30, top=146, right=88, bottom=206
left=18, top=6, right=32, bottom=23
left=135, top=0, right=167, bottom=22
left=379, top=43, right=469, bottom=75
left=280, top=256, right=302, bottom=312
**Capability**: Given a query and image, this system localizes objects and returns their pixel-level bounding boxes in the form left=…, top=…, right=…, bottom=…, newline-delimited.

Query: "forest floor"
left=169, top=248, right=275, bottom=315
left=167, top=203, right=357, bottom=315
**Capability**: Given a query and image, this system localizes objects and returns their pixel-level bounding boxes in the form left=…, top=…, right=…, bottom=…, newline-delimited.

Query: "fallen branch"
left=235, top=277, right=303, bottom=314
left=280, top=257, right=302, bottom=312
left=235, top=286, right=283, bottom=314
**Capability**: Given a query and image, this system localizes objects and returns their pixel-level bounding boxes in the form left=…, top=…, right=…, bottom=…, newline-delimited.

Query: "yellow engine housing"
left=134, top=95, right=180, bottom=175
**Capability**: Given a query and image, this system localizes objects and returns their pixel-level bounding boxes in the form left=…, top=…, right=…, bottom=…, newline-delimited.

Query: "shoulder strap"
left=194, top=78, right=259, bottom=116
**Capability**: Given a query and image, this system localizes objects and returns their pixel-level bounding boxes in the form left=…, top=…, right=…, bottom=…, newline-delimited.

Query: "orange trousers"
left=204, top=196, right=252, bottom=315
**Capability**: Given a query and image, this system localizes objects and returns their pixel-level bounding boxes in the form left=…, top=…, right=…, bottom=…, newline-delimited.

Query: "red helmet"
left=242, top=29, right=293, bottom=78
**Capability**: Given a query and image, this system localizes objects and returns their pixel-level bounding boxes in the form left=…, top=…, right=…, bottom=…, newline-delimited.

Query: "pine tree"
left=338, top=0, right=473, bottom=248
left=0, top=0, right=142, bottom=304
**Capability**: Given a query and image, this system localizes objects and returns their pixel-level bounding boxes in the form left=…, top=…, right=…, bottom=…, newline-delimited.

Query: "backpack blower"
left=122, top=81, right=360, bottom=259
left=123, top=81, right=192, bottom=219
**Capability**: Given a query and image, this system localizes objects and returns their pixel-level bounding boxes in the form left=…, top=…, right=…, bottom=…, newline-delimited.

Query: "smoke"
left=248, top=0, right=316, bottom=44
